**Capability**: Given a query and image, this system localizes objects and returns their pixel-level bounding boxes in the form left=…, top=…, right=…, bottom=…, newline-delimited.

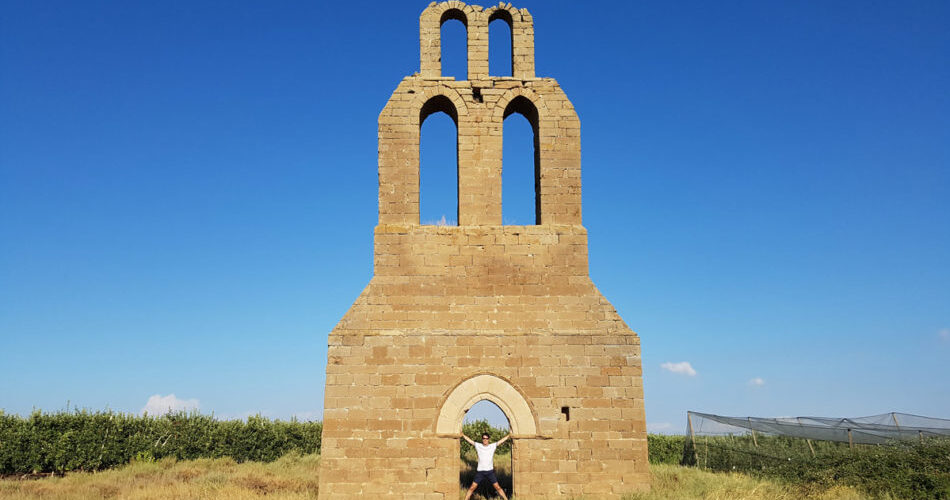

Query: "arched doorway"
left=461, top=400, right=512, bottom=499
left=435, top=374, right=538, bottom=499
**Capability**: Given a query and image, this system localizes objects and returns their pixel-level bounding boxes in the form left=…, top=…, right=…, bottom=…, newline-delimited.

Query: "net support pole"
left=892, top=413, right=904, bottom=440
left=848, top=428, right=854, bottom=449
left=704, top=434, right=709, bottom=469
left=748, top=417, right=758, bottom=447
left=687, top=412, right=699, bottom=464
left=797, top=417, right=815, bottom=458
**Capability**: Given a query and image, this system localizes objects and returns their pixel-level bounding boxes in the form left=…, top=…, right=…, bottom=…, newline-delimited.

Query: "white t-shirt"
left=474, top=442, right=498, bottom=471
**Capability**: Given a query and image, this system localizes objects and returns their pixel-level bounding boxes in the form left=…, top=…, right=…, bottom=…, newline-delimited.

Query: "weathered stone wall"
left=318, top=2, right=649, bottom=498
left=321, top=333, right=647, bottom=498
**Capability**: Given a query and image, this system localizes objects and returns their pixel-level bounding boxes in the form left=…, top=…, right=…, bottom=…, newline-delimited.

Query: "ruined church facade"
left=318, top=2, right=649, bottom=498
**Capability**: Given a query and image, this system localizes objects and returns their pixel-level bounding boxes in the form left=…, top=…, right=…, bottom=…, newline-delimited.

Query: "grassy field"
left=0, top=453, right=321, bottom=500
left=630, top=464, right=872, bottom=500
left=0, top=454, right=886, bottom=500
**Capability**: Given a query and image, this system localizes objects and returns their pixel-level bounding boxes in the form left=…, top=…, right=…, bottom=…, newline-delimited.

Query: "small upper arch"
left=485, top=7, right=514, bottom=77
left=420, top=2, right=480, bottom=78
left=483, top=4, right=534, bottom=78
left=484, top=4, right=516, bottom=26
left=420, top=1, right=475, bottom=27
left=439, top=6, right=468, bottom=26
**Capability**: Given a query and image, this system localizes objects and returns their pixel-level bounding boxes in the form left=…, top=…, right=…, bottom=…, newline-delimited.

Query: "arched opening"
left=502, top=95, right=540, bottom=225
left=460, top=400, right=512, bottom=499
left=420, top=95, right=459, bottom=225
left=440, top=10, right=467, bottom=80
left=502, top=111, right=535, bottom=225
left=436, top=374, right=537, bottom=499
left=488, top=11, right=513, bottom=77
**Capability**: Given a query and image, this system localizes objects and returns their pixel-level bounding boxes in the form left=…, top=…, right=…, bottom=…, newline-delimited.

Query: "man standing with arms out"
left=462, top=432, right=511, bottom=500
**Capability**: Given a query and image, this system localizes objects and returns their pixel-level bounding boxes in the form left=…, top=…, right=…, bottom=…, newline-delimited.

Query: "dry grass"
left=624, top=463, right=876, bottom=500
left=0, top=455, right=883, bottom=500
left=459, top=451, right=513, bottom=499
left=0, top=452, right=320, bottom=500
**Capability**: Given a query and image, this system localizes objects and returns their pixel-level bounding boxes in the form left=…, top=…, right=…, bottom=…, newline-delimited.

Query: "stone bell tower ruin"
left=318, top=2, right=649, bottom=498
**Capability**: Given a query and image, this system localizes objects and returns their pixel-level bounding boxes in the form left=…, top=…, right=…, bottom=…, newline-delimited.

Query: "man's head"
left=481, top=433, right=491, bottom=443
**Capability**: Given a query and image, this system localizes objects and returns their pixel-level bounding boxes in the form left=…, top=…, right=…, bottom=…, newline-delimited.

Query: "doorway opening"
left=460, top=400, right=512, bottom=499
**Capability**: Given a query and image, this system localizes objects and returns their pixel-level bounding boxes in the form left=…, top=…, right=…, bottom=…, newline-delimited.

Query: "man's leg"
left=463, top=482, right=478, bottom=500
left=492, top=482, right=509, bottom=500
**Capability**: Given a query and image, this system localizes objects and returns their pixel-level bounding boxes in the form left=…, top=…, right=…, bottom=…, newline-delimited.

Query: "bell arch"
left=435, top=374, right=538, bottom=437
left=494, top=88, right=546, bottom=224
left=492, top=86, right=582, bottom=225
left=487, top=7, right=513, bottom=77
left=483, top=4, right=534, bottom=78
left=502, top=94, right=540, bottom=225
left=439, top=9, right=468, bottom=80
left=420, top=2, right=488, bottom=79
left=419, top=94, right=460, bottom=225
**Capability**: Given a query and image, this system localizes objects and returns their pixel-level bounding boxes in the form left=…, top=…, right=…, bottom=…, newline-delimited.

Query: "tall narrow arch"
left=503, top=95, right=540, bottom=224
left=435, top=374, right=537, bottom=437
left=440, top=9, right=468, bottom=80
left=488, top=9, right=513, bottom=77
left=420, top=95, right=460, bottom=226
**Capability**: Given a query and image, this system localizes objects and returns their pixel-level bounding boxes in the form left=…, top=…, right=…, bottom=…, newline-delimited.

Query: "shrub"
left=647, top=434, right=687, bottom=465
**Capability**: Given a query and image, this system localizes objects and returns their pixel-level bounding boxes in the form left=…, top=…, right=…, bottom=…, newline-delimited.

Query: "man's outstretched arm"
left=496, top=434, right=511, bottom=445
left=461, top=434, right=476, bottom=445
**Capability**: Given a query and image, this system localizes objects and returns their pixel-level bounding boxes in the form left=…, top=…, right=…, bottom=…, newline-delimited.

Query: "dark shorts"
left=472, top=469, right=498, bottom=486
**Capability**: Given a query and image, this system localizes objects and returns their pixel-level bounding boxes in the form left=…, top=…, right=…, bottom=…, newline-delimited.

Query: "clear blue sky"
left=2, top=1, right=948, bottom=432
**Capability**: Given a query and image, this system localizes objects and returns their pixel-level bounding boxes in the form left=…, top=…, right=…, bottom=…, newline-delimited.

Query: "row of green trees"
left=0, top=411, right=672, bottom=473
left=0, top=410, right=321, bottom=474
